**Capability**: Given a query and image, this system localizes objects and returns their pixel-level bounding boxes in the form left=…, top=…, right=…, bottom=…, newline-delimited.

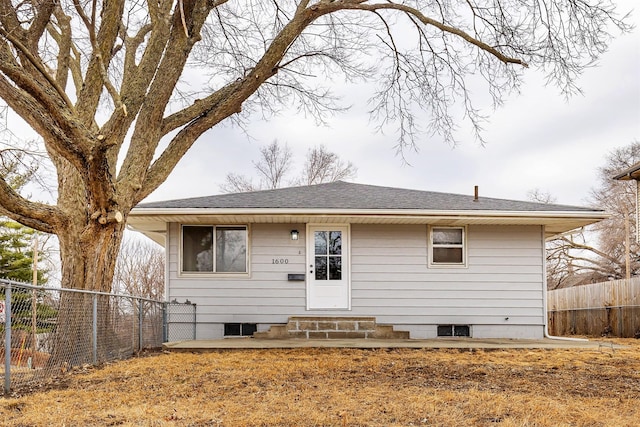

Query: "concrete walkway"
left=163, top=337, right=617, bottom=351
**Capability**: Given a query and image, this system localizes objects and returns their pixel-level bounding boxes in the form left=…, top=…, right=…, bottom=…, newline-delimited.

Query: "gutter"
left=129, top=207, right=607, bottom=219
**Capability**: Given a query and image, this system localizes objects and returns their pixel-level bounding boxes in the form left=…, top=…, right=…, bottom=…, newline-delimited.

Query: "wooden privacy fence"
left=547, top=278, right=640, bottom=337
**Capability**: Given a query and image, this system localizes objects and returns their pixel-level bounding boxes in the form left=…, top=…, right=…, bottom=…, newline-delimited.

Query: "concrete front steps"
left=253, top=316, right=410, bottom=340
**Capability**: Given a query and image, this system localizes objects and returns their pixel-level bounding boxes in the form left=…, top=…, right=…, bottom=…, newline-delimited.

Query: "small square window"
left=242, top=323, right=257, bottom=336
left=454, top=325, right=470, bottom=337
left=437, top=325, right=454, bottom=337
left=224, top=323, right=241, bottom=336
left=429, top=226, right=466, bottom=267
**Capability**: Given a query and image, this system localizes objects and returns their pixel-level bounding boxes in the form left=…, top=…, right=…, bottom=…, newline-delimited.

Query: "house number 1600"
left=272, top=258, right=289, bottom=264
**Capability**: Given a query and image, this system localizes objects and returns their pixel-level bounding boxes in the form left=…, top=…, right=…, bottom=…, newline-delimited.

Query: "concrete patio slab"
left=163, top=337, right=618, bottom=351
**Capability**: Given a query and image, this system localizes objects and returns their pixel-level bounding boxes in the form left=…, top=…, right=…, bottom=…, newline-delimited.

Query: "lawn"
left=1, top=339, right=638, bottom=426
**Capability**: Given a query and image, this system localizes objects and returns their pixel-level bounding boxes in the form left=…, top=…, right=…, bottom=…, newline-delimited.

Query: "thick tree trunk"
left=42, top=135, right=129, bottom=366
left=59, top=221, right=124, bottom=292
left=49, top=217, right=126, bottom=366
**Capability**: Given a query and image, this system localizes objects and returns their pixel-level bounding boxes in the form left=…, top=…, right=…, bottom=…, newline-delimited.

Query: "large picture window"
left=182, top=225, right=247, bottom=273
left=429, top=226, right=466, bottom=267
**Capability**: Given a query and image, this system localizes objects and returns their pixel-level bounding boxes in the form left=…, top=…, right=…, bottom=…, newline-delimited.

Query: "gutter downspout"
left=542, top=225, right=588, bottom=342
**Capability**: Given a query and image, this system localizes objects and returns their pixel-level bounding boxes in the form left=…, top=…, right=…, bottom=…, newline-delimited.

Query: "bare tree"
left=254, top=140, right=293, bottom=190
left=299, top=145, right=357, bottom=185
left=543, top=142, right=640, bottom=289
left=113, top=236, right=165, bottom=300
left=588, top=142, right=640, bottom=277
left=545, top=231, right=619, bottom=289
left=527, top=188, right=557, bottom=205
left=221, top=140, right=293, bottom=192
left=219, top=173, right=258, bottom=194
left=221, top=141, right=356, bottom=192
left=0, top=1, right=630, bottom=349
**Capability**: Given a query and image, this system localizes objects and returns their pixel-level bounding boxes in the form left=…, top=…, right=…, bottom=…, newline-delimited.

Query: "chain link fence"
left=0, top=278, right=165, bottom=393
left=164, top=300, right=197, bottom=342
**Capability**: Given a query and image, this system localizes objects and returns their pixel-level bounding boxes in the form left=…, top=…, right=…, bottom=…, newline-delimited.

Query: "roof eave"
left=129, top=207, right=605, bottom=218
left=613, top=163, right=640, bottom=181
left=127, top=208, right=608, bottom=247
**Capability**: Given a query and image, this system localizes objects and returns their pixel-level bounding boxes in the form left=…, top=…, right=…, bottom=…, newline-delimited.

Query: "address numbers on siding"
left=272, top=258, right=289, bottom=264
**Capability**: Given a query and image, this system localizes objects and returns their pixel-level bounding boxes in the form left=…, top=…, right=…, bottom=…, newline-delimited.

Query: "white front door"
left=307, top=225, right=350, bottom=310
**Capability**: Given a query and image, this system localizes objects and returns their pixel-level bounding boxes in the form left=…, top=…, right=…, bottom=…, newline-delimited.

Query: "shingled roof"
left=129, top=181, right=608, bottom=245
left=137, top=181, right=598, bottom=213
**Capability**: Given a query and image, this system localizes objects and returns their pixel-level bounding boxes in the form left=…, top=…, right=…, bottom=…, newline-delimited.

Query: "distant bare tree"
left=299, top=145, right=357, bottom=186
left=542, top=142, right=640, bottom=289
left=220, top=173, right=259, bottom=194
left=527, top=188, right=557, bottom=205
left=220, top=140, right=292, bottom=193
left=113, top=236, right=165, bottom=300
left=254, top=141, right=294, bottom=190
left=221, top=141, right=356, bottom=193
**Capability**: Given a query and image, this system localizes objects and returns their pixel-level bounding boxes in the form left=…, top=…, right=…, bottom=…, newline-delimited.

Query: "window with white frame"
left=182, top=225, right=247, bottom=273
left=429, top=226, right=466, bottom=267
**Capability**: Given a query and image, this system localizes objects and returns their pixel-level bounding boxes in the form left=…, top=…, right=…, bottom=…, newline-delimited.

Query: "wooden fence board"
left=547, top=278, right=640, bottom=337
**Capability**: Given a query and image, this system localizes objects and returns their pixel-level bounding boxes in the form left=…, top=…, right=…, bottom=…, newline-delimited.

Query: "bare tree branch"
left=543, top=141, right=640, bottom=288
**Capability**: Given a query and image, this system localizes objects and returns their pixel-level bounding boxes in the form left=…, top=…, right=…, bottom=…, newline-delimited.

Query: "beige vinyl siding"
left=350, top=224, right=544, bottom=332
left=167, top=222, right=309, bottom=330
left=166, top=222, right=545, bottom=339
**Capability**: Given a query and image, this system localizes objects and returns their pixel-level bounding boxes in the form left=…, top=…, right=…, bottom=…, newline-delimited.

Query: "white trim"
left=163, top=223, right=170, bottom=302
left=636, top=180, right=640, bottom=242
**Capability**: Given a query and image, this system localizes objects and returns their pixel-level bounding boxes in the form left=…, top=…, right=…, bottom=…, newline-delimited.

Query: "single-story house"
left=128, top=181, right=606, bottom=340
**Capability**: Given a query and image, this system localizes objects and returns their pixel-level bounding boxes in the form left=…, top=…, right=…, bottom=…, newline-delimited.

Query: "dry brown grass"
left=1, top=338, right=639, bottom=426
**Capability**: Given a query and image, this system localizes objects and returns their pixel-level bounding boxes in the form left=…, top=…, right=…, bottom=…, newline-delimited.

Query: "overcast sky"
left=142, top=0, right=639, bottom=208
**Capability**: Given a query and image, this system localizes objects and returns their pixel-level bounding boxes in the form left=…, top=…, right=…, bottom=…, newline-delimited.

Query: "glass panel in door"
left=315, top=230, right=342, bottom=281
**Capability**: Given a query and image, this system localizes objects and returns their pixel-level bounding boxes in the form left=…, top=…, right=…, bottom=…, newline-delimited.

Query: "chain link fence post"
left=3, top=283, right=11, bottom=394
left=92, top=294, right=98, bottom=364
left=138, top=299, right=144, bottom=352
left=162, top=303, right=168, bottom=343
